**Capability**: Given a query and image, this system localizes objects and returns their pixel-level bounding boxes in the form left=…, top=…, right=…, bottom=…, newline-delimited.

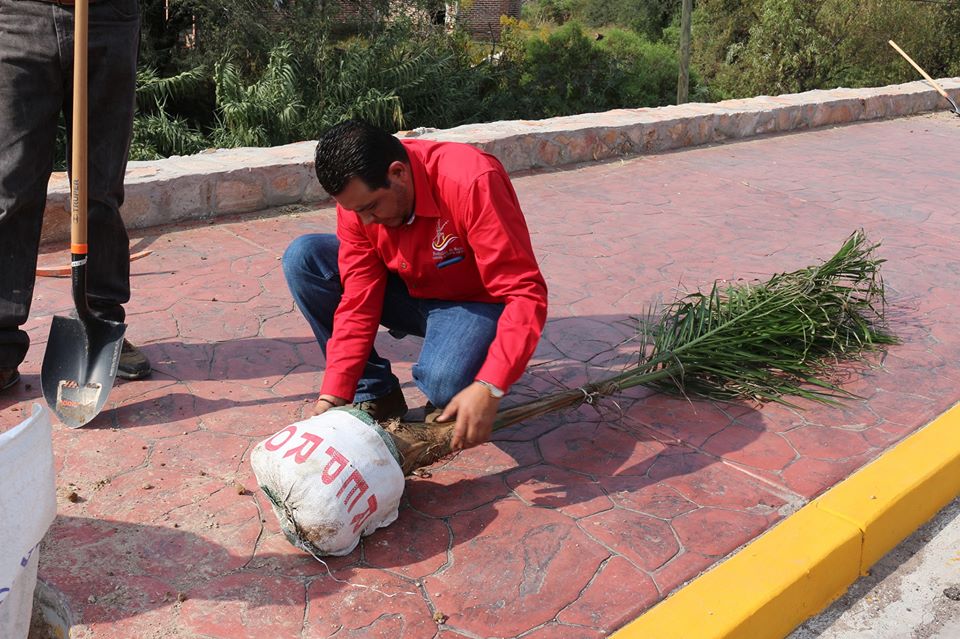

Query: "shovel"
left=41, top=0, right=126, bottom=428
left=889, top=40, right=960, bottom=117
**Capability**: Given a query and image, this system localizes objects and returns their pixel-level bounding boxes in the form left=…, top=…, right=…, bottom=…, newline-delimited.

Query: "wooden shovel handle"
left=71, top=0, right=88, bottom=257
left=888, top=40, right=952, bottom=102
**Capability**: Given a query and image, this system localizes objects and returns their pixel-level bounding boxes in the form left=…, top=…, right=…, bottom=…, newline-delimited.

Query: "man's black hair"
left=313, top=120, right=409, bottom=196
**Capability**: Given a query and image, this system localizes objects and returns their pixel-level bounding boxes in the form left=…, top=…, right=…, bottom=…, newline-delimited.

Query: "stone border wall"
left=40, top=79, right=960, bottom=243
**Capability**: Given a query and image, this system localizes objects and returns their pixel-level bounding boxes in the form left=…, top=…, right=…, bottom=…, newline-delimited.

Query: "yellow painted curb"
left=612, top=401, right=960, bottom=639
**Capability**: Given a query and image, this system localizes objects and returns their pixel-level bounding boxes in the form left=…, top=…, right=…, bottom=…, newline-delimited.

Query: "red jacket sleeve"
left=319, top=207, right=388, bottom=400
left=463, top=170, right=548, bottom=392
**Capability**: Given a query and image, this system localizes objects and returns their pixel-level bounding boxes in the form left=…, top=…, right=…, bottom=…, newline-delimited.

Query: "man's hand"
left=438, top=382, right=501, bottom=450
left=308, top=394, right=347, bottom=417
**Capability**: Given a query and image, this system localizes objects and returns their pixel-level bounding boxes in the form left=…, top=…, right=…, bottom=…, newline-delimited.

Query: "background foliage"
left=52, top=0, right=957, bottom=165
left=692, top=0, right=960, bottom=99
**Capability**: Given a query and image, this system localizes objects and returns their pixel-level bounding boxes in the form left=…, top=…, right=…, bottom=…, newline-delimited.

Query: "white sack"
left=251, top=408, right=405, bottom=557
left=0, top=404, right=56, bottom=639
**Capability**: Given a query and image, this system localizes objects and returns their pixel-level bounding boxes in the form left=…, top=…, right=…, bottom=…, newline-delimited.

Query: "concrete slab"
left=2, top=111, right=959, bottom=638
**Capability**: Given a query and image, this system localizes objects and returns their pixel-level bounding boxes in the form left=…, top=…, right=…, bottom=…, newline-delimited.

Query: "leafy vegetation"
left=47, top=0, right=960, bottom=166
left=113, top=1, right=693, bottom=161
left=132, top=66, right=208, bottom=159
left=693, top=0, right=960, bottom=100
left=212, top=43, right=305, bottom=148
left=483, top=20, right=691, bottom=119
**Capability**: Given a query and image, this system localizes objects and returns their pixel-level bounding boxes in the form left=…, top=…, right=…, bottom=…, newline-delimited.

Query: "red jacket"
left=321, top=139, right=548, bottom=400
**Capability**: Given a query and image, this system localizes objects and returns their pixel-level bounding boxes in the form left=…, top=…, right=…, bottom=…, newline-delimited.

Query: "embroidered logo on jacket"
left=432, top=219, right=464, bottom=268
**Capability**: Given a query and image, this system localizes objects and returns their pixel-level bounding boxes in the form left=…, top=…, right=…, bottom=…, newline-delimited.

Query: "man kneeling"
left=283, top=120, right=547, bottom=450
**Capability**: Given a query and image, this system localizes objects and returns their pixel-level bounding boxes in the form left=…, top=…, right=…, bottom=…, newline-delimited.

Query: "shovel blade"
left=41, top=313, right=126, bottom=428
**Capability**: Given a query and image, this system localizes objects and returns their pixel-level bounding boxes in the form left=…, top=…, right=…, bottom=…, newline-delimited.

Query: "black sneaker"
left=348, top=386, right=408, bottom=422
left=0, top=368, right=20, bottom=392
left=117, top=340, right=151, bottom=380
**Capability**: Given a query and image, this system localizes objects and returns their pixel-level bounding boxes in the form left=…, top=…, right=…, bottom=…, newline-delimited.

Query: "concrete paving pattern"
left=1, top=111, right=959, bottom=638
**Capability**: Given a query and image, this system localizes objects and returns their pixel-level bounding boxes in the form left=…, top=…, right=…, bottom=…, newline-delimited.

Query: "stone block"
left=263, top=165, right=309, bottom=205
left=302, top=174, right=330, bottom=204
left=213, top=171, right=267, bottom=214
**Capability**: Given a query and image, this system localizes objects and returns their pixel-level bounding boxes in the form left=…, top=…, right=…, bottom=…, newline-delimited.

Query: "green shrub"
left=304, top=20, right=489, bottom=133
left=130, top=67, right=208, bottom=161
left=581, top=0, right=678, bottom=40
left=212, top=42, right=305, bottom=147
left=520, top=0, right=678, bottom=40
left=514, top=22, right=618, bottom=118
left=488, top=22, right=686, bottom=119
left=738, top=0, right=833, bottom=95
left=598, top=28, right=682, bottom=107
left=693, top=0, right=960, bottom=99
left=520, top=0, right=582, bottom=25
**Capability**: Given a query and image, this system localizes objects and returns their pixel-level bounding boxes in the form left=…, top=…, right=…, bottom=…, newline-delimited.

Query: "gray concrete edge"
left=40, top=78, right=960, bottom=243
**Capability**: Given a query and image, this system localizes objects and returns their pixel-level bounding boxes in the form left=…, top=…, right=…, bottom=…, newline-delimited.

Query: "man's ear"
left=387, top=160, right=409, bottom=184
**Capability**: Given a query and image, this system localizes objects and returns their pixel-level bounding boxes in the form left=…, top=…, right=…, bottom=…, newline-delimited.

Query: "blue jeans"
left=0, top=0, right=140, bottom=369
left=282, top=234, right=504, bottom=406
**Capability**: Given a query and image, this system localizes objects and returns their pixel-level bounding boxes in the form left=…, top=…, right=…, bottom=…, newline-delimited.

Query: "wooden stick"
left=36, top=249, right=153, bottom=277
left=888, top=40, right=954, bottom=102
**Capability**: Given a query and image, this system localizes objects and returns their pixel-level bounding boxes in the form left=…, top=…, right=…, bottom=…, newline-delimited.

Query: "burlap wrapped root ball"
left=251, top=408, right=423, bottom=557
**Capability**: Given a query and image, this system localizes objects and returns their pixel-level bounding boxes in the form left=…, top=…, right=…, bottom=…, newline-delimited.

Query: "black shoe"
left=117, top=340, right=151, bottom=380
left=406, top=401, right=445, bottom=424
left=0, top=368, right=20, bottom=392
left=348, top=386, right=408, bottom=422
left=424, top=401, right=444, bottom=423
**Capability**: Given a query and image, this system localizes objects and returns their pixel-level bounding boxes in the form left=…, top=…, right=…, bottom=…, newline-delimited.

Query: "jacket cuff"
left=475, top=363, right=512, bottom=395
left=320, top=372, right=358, bottom=402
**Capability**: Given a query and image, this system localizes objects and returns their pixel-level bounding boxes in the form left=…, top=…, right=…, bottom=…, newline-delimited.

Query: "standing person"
left=0, top=0, right=151, bottom=393
left=283, top=120, right=547, bottom=450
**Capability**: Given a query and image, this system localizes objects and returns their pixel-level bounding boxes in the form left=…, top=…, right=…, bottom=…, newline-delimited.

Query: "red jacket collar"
left=407, top=144, right=441, bottom=219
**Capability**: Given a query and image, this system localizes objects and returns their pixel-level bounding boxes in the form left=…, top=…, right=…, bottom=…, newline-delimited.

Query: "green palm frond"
left=627, top=229, right=895, bottom=404
left=213, top=42, right=305, bottom=146
left=492, top=229, right=897, bottom=431
left=305, top=20, right=483, bottom=131
left=137, top=66, right=206, bottom=107
left=353, top=97, right=405, bottom=129
left=132, top=67, right=208, bottom=161
left=131, top=111, right=208, bottom=160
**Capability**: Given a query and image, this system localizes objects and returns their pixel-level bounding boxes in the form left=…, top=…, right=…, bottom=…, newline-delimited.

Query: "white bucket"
left=0, top=405, right=56, bottom=639
left=251, top=408, right=405, bottom=557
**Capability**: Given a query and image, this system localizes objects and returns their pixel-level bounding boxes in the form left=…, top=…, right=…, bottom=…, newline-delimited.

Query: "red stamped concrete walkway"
left=3, top=112, right=959, bottom=638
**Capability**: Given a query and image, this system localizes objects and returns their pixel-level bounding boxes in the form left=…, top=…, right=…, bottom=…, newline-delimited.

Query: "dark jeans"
left=282, top=234, right=504, bottom=406
left=0, top=0, right=140, bottom=369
